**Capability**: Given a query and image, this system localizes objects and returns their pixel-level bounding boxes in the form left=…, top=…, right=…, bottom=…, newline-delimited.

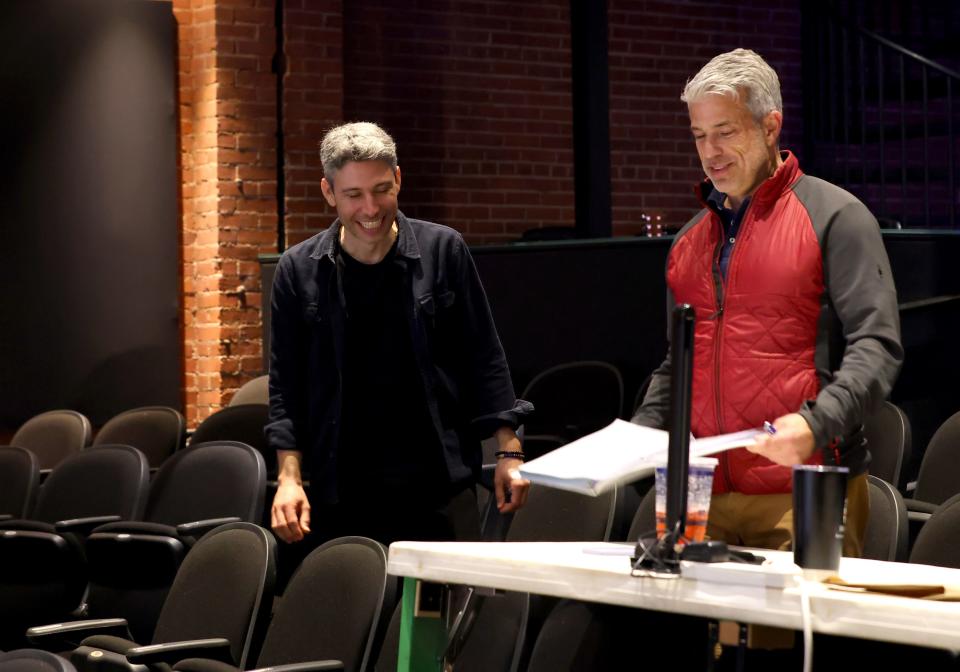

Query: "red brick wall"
left=175, top=0, right=282, bottom=425
left=608, top=0, right=803, bottom=235
left=279, top=0, right=802, bottom=243
left=283, top=0, right=343, bottom=247
left=212, top=0, right=280, bottom=418
left=338, top=0, right=576, bottom=245
left=174, top=0, right=219, bottom=425
left=175, top=0, right=345, bottom=425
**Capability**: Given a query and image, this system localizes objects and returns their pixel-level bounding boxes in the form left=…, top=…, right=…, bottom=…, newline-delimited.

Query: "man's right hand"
left=271, top=481, right=311, bottom=543
left=272, top=450, right=311, bottom=543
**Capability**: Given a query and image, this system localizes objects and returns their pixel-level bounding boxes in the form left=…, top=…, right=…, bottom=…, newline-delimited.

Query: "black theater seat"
left=82, top=441, right=266, bottom=643
left=0, top=445, right=149, bottom=650
left=27, top=522, right=275, bottom=672
left=174, top=536, right=395, bottom=672
left=0, top=446, right=40, bottom=521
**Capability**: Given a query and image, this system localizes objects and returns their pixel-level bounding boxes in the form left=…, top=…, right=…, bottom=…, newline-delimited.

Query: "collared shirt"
left=706, top=189, right=751, bottom=279
left=266, top=211, right=532, bottom=504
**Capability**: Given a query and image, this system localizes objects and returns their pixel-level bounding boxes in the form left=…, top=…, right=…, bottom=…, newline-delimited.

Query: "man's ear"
left=320, top=177, right=336, bottom=207
left=763, top=110, right=783, bottom=147
left=394, top=166, right=402, bottom=194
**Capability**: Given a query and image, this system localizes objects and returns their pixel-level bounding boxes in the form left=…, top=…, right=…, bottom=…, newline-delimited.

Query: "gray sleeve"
left=630, top=286, right=675, bottom=430
left=798, top=202, right=904, bottom=447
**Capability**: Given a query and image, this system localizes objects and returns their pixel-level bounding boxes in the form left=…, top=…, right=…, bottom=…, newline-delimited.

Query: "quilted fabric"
left=668, top=154, right=824, bottom=495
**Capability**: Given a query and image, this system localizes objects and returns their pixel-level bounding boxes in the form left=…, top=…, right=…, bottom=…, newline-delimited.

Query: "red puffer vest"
left=667, top=153, right=824, bottom=495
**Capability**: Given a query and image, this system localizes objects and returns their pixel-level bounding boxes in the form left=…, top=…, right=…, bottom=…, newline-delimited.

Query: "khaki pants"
left=706, top=472, right=869, bottom=556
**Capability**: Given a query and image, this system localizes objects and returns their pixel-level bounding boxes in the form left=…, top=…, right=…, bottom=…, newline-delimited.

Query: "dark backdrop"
left=0, top=0, right=181, bottom=431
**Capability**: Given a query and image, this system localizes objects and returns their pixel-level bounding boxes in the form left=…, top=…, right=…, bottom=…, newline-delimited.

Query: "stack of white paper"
left=518, top=419, right=760, bottom=496
left=680, top=556, right=801, bottom=589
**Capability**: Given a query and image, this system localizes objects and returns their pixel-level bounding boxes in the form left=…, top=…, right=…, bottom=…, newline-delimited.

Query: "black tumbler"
left=792, top=465, right=849, bottom=570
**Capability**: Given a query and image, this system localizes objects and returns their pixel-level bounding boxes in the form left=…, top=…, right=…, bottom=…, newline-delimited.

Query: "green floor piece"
left=397, top=577, right=446, bottom=672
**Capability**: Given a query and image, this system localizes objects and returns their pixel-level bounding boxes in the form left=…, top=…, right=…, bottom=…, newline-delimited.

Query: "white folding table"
left=388, top=541, right=960, bottom=670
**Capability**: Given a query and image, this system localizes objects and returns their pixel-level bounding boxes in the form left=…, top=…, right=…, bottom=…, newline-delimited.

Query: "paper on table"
left=823, top=577, right=960, bottom=600
left=680, top=557, right=800, bottom=589
left=518, top=419, right=761, bottom=497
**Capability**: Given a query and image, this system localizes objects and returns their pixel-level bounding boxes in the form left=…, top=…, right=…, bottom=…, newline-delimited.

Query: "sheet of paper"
left=693, top=428, right=760, bottom=454
left=519, top=420, right=763, bottom=497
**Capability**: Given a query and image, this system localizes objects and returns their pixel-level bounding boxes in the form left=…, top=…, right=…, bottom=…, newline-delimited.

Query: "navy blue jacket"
left=266, top=211, right=531, bottom=504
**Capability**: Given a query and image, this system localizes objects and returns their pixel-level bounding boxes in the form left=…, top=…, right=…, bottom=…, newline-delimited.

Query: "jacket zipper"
left=713, top=201, right=753, bottom=492
left=710, top=237, right=731, bottom=491
left=713, top=313, right=733, bottom=490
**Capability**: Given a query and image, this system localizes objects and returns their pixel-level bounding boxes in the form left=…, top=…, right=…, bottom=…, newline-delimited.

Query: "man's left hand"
left=493, top=427, right=529, bottom=512
left=748, top=413, right=816, bottom=466
left=495, top=457, right=529, bottom=513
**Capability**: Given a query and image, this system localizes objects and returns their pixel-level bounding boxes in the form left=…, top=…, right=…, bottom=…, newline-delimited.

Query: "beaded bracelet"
left=494, top=450, right=525, bottom=460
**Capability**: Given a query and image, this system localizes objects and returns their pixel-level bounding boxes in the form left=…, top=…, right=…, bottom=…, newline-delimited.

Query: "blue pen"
left=763, top=421, right=777, bottom=435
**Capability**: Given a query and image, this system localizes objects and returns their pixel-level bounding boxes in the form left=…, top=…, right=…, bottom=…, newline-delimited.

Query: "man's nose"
left=360, top=193, right=378, bottom=215
left=702, top=138, right=722, bottom=158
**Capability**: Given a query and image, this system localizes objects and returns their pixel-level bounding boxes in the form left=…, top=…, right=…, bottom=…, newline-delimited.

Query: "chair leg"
left=736, top=623, right=748, bottom=672
left=706, top=620, right=719, bottom=672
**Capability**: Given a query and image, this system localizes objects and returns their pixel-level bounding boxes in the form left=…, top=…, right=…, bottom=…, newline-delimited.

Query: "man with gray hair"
left=633, top=49, right=903, bottom=555
left=267, top=121, right=530, bottom=554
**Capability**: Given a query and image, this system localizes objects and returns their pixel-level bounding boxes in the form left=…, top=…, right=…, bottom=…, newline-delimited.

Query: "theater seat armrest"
left=27, top=618, right=133, bottom=649
left=127, top=638, right=233, bottom=665
left=907, top=510, right=933, bottom=524
left=904, top=499, right=938, bottom=516
left=176, top=517, right=243, bottom=539
left=252, top=662, right=345, bottom=672
left=55, top=515, right=122, bottom=536
left=0, top=514, right=12, bottom=521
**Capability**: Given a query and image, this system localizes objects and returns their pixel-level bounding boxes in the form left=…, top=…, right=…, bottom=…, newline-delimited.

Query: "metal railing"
left=803, top=14, right=959, bottom=228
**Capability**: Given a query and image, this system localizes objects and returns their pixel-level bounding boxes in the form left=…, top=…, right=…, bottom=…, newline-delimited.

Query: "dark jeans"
left=275, top=483, right=480, bottom=594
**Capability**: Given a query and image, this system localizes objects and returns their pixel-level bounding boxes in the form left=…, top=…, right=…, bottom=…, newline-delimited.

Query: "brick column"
left=174, top=0, right=221, bottom=426
left=174, top=0, right=343, bottom=426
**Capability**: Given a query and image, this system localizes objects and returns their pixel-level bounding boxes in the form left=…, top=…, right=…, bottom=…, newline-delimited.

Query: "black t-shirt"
left=336, top=242, right=447, bottom=507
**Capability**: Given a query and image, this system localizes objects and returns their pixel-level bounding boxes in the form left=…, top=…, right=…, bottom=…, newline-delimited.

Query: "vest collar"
left=695, top=150, right=800, bottom=210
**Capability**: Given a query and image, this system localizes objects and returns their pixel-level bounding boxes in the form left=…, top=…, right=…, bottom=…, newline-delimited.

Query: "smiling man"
left=632, top=49, right=903, bottom=555
left=267, top=122, right=530, bottom=557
